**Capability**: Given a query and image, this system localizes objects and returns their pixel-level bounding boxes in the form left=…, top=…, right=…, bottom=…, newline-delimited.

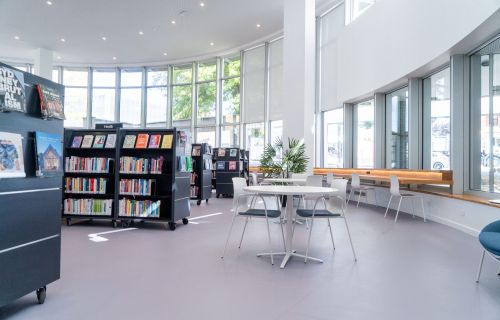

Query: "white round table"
left=263, top=178, right=307, bottom=185
left=244, top=185, right=337, bottom=268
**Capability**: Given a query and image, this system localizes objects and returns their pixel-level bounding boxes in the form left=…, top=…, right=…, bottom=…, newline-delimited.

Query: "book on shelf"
left=148, top=134, right=161, bottom=148
left=161, top=134, right=173, bottom=149
left=104, top=133, right=116, bottom=148
left=65, top=156, right=112, bottom=173
left=216, top=161, right=225, bottom=170
left=119, top=199, right=160, bottom=218
left=204, top=159, right=212, bottom=170
left=123, top=135, right=136, bottom=148
left=119, top=178, right=154, bottom=196
left=190, top=186, right=199, bottom=198
left=119, top=156, right=164, bottom=174
left=92, top=135, right=106, bottom=148
left=191, top=173, right=197, bottom=184
left=218, top=148, right=226, bottom=157
left=64, top=198, right=113, bottom=216
left=37, top=84, right=65, bottom=120
left=186, top=156, right=193, bottom=172
left=229, top=149, right=238, bottom=157
left=135, top=134, right=149, bottom=149
left=0, top=131, right=25, bottom=178
left=65, top=177, right=107, bottom=194
left=71, top=136, right=83, bottom=148
left=81, top=135, right=94, bottom=148
left=228, top=161, right=237, bottom=171
left=35, top=131, right=63, bottom=177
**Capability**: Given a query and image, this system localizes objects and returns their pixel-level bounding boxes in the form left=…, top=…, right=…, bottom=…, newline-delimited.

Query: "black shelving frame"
left=213, top=147, right=249, bottom=197
left=62, top=128, right=119, bottom=227
left=0, top=62, right=62, bottom=307
left=190, top=143, right=213, bottom=205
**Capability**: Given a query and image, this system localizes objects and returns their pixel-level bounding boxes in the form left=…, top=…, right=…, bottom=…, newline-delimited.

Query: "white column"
left=450, top=54, right=465, bottom=194
left=33, top=48, right=53, bottom=79
left=282, top=0, right=316, bottom=172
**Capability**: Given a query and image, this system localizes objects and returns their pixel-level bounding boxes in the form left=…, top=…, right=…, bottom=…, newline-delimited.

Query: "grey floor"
left=1, top=196, right=500, bottom=320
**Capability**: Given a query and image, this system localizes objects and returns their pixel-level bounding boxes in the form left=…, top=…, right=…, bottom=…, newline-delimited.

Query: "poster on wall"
left=0, top=66, right=26, bottom=113
left=0, top=132, right=25, bottom=178
left=37, top=84, right=65, bottom=120
left=35, top=131, right=63, bottom=177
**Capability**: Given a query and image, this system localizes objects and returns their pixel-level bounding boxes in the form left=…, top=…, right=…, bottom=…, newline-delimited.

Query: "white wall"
left=336, top=0, right=500, bottom=103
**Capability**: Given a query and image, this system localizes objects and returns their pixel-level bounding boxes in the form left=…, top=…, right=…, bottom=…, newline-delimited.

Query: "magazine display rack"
left=213, top=147, right=249, bottom=197
left=190, top=143, right=213, bottom=205
left=0, top=62, right=62, bottom=307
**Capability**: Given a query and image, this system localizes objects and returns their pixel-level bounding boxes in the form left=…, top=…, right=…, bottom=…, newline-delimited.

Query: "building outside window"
left=386, top=87, right=409, bottom=169
left=324, top=108, right=344, bottom=168
left=146, top=67, right=168, bottom=127
left=195, top=61, right=217, bottom=146
left=63, top=68, right=88, bottom=128
left=470, top=38, right=500, bottom=193
left=172, top=64, right=193, bottom=129
left=355, top=100, right=374, bottom=168
left=92, top=69, right=116, bottom=128
left=423, top=68, right=451, bottom=170
left=246, top=122, right=265, bottom=166
left=120, top=68, right=142, bottom=128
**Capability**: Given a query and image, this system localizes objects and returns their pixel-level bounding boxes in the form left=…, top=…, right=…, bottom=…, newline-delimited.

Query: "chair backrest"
left=389, top=175, right=401, bottom=196
left=330, top=178, right=348, bottom=201
left=351, top=173, right=361, bottom=188
left=306, top=175, right=323, bottom=187
left=250, top=172, right=258, bottom=185
left=327, top=178, right=348, bottom=212
left=232, top=177, right=249, bottom=209
left=326, top=172, right=334, bottom=185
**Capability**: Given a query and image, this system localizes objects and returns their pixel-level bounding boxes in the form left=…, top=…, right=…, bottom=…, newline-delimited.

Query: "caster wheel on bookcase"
left=216, top=194, right=220, bottom=198
left=112, top=220, right=117, bottom=228
left=182, top=218, right=189, bottom=225
left=169, top=222, right=177, bottom=231
left=66, top=218, right=71, bottom=226
left=206, top=199, right=209, bottom=203
left=197, top=200, right=201, bottom=206
left=36, top=286, right=46, bottom=304
left=122, top=221, right=130, bottom=228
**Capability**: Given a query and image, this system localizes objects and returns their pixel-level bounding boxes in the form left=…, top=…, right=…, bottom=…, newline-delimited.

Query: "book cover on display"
left=123, top=135, right=137, bottom=148
left=216, top=161, right=225, bottom=170
left=37, top=84, right=65, bottom=120
left=0, top=132, right=25, bottom=178
left=81, top=135, right=94, bottom=148
left=161, top=134, right=173, bottom=149
left=229, top=149, right=238, bottom=157
left=218, top=148, right=226, bottom=157
left=104, top=134, right=116, bottom=148
left=228, top=161, right=237, bottom=171
left=135, top=134, right=149, bottom=148
left=71, top=136, right=83, bottom=148
left=0, top=66, right=26, bottom=113
left=92, top=135, right=106, bottom=148
left=192, top=146, right=201, bottom=156
left=35, top=131, right=63, bottom=177
left=148, top=134, right=161, bottom=148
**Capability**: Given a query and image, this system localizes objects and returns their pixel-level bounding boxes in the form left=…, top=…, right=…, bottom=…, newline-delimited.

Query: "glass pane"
left=121, top=69, right=142, bottom=87
left=246, top=122, right=265, bottom=166
left=386, top=87, right=409, bottom=169
left=352, top=0, right=375, bottom=21
left=147, top=87, right=167, bottom=127
left=93, top=69, right=116, bottom=87
left=197, top=81, right=216, bottom=126
left=173, top=65, right=192, bottom=84
left=92, top=88, right=115, bottom=127
left=52, top=69, right=59, bottom=83
left=172, top=85, right=192, bottom=121
left=222, top=77, right=240, bottom=124
left=197, top=61, right=217, bottom=82
left=120, top=88, right=142, bottom=128
left=221, top=125, right=240, bottom=147
left=63, top=68, right=88, bottom=86
left=429, top=69, right=451, bottom=170
left=270, top=120, right=283, bottom=145
left=356, top=100, right=374, bottom=168
left=196, top=127, right=216, bottom=146
left=324, top=108, right=344, bottom=168
left=147, top=68, right=168, bottom=86
left=64, top=88, right=87, bottom=128
left=223, top=56, right=241, bottom=78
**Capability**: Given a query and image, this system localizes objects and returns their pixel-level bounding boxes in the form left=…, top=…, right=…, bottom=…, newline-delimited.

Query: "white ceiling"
left=0, top=0, right=333, bottom=66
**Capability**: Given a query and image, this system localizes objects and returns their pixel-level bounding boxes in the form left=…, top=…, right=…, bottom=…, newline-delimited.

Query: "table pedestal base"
left=256, top=250, right=323, bottom=268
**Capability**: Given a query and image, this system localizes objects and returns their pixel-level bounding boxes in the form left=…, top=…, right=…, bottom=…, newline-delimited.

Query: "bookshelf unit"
left=213, top=147, right=249, bottom=197
left=63, top=128, right=119, bottom=227
left=190, top=143, right=213, bottom=205
left=117, top=128, right=190, bottom=230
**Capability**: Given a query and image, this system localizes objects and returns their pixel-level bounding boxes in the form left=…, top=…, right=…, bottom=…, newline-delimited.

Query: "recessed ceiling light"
left=60, top=38, right=65, bottom=42
left=163, top=52, right=168, bottom=56
left=210, top=42, right=214, bottom=46
left=101, top=36, right=107, bottom=41
left=256, top=24, right=261, bottom=28
left=112, top=57, right=117, bottom=60
left=56, top=56, right=61, bottom=59
left=200, top=2, right=205, bottom=7
left=171, top=20, right=176, bottom=24
left=14, top=35, right=20, bottom=40
left=138, top=31, right=144, bottom=35
left=46, top=1, right=53, bottom=5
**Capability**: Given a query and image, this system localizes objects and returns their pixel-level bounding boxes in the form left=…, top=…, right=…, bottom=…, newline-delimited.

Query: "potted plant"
left=259, top=138, right=308, bottom=178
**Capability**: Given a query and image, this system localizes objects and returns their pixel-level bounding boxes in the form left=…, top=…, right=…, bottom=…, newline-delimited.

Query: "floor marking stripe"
left=189, top=212, right=224, bottom=221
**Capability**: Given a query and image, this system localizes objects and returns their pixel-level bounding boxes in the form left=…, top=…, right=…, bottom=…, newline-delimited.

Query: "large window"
left=246, top=123, right=265, bottom=166
left=120, top=69, right=142, bottom=128
left=196, top=127, right=216, bottom=147
left=346, top=0, right=375, bottom=24
left=92, top=69, right=116, bottom=127
left=63, top=68, right=88, bottom=128
left=221, top=125, right=240, bottom=147
left=269, top=120, right=283, bottom=145
left=221, top=56, right=241, bottom=124
left=386, top=87, right=409, bottom=169
left=196, top=61, right=217, bottom=128
left=172, top=64, right=193, bottom=128
left=324, top=108, right=344, bottom=168
left=146, top=67, right=168, bottom=127
left=470, top=40, right=500, bottom=193
left=423, top=68, right=451, bottom=170
left=355, top=100, right=375, bottom=168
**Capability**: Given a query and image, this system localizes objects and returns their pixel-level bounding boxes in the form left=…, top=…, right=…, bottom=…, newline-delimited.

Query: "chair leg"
left=395, top=197, right=403, bottom=222
left=305, top=218, right=315, bottom=263
left=343, top=216, right=357, bottom=261
left=420, top=197, right=426, bottom=222
left=348, top=189, right=353, bottom=204
left=238, top=217, right=249, bottom=249
left=411, top=198, right=415, bottom=218
left=280, top=218, right=286, bottom=251
left=222, top=214, right=238, bottom=258
left=384, top=195, right=393, bottom=218
left=357, top=191, right=361, bottom=207
left=476, top=250, right=486, bottom=283
left=327, top=218, right=335, bottom=251
left=373, top=190, right=379, bottom=207
left=265, top=216, right=274, bottom=266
